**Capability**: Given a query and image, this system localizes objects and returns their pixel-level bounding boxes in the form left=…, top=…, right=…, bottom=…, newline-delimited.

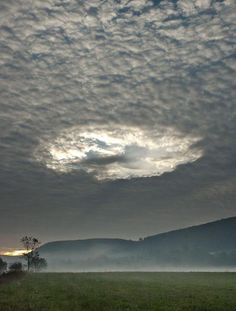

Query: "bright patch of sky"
left=36, top=126, right=203, bottom=180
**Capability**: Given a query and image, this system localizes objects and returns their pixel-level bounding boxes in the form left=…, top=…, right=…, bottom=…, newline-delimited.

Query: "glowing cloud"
left=36, top=125, right=203, bottom=180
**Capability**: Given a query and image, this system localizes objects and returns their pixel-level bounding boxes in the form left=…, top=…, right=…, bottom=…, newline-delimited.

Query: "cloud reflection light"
left=36, top=126, right=203, bottom=180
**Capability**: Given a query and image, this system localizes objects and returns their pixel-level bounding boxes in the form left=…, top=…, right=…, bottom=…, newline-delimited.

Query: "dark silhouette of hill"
left=143, top=216, right=236, bottom=249
left=39, top=217, right=236, bottom=271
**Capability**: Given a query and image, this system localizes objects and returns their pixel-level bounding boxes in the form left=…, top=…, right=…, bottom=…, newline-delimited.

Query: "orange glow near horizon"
left=1, top=249, right=30, bottom=256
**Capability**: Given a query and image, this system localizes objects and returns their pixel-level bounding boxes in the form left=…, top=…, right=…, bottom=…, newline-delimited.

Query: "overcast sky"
left=0, top=0, right=236, bottom=250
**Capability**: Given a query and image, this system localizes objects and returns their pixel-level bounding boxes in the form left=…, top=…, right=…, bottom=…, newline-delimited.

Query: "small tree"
left=9, top=262, right=23, bottom=272
left=0, top=258, right=7, bottom=274
left=21, top=236, right=47, bottom=272
left=32, top=257, right=47, bottom=272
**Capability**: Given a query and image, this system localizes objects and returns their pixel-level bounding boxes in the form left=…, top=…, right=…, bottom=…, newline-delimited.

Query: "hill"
left=39, top=217, right=236, bottom=271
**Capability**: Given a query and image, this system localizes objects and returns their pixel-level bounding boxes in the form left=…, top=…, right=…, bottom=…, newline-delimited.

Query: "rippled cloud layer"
left=0, top=0, right=235, bottom=246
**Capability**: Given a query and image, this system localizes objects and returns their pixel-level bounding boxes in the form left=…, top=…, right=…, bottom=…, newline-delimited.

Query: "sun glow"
left=2, top=249, right=30, bottom=256
left=35, top=125, right=203, bottom=180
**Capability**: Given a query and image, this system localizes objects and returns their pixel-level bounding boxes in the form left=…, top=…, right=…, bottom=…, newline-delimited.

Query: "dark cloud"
left=0, top=0, right=235, bottom=248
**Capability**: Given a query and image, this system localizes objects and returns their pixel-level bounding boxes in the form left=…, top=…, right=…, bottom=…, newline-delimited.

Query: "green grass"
left=0, top=272, right=236, bottom=311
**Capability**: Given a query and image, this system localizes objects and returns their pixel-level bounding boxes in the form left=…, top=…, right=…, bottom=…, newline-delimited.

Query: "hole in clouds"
left=35, top=125, right=203, bottom=180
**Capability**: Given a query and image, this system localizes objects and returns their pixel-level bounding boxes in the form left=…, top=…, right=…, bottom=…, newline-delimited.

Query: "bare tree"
left=21, top=236, right=46, bottom=272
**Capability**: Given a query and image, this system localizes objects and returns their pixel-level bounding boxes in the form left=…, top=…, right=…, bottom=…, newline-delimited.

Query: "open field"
left=0, top=272, right=236, bottom=311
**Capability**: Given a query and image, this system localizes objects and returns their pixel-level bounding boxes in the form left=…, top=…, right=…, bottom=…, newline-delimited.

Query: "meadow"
left=0, top=272, right=236, bottom=311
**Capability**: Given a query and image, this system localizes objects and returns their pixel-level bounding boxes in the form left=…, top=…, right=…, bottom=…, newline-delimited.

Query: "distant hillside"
left=39, top=239, right=138, bottom=271
left=143, top=217, right=236, bottom=250
left=39, top=217, right=236, bottom=271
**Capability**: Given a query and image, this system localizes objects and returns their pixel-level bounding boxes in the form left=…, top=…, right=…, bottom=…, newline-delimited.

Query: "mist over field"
left=24, top=217, right=234, bottom=272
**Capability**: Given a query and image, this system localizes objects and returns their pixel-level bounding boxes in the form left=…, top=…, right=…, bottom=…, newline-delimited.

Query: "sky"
left=0, top=0, right=236, bottom=250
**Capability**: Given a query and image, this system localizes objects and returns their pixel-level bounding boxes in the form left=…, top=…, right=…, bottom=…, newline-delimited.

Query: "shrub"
left=0, top=258, right=7, bottom=274
left=9, top=262, right=23, bottom=272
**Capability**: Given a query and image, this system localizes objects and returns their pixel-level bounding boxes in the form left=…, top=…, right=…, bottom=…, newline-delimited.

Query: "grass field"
left=0, top=272, right=236, bottom=311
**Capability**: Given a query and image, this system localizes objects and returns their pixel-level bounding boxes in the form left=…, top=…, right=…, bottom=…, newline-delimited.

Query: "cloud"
left=35, top=125, right=203, bottom=180
left=0, top=0, right=235, bottom=246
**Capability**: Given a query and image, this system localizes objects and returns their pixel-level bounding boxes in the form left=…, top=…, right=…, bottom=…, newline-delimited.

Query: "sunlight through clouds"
left=0, top=0, right=235, bottom=245
left=36, top=126, right=203, bottom=180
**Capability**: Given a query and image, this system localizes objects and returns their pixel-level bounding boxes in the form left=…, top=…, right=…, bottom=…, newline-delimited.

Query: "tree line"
left=0, top=236, right=47, bottom=274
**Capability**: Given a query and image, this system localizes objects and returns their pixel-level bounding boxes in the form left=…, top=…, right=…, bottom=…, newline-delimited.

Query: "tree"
left=21, top=236, right=47, bottom=272
left=32, top=257, right=47, bottom=272
left=9, top=262, right=23, bottom=272
left=0, top=258, right=7, bottom=274
left=21, top=236, right=40, bottom=271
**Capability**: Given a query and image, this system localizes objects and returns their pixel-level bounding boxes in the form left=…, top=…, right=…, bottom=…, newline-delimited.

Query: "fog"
left=2, top=218, right=235, bottom=273
left=4, top=256, right=236, bottom=273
